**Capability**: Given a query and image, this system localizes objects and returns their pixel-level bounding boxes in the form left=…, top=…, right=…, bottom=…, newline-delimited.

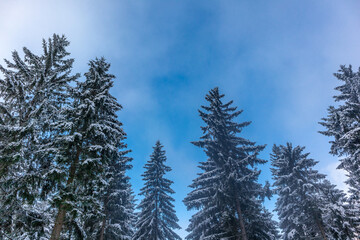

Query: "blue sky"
left=1, top=0, right=360, bottom=237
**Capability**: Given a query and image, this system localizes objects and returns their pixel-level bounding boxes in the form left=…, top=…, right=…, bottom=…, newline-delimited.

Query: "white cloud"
left=325, top=161, right=349, bottom=193
left=0, top=0, right=171, bottom=115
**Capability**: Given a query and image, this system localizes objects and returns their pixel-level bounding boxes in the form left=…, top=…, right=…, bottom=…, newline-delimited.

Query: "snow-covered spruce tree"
left=49, top=58, right=133, bottom=240
left=95, top=154, right=136, bottom=240
left=319, top=65, right=360, bottom=230
left=319, top=180, right=356, bottom=239
left=133, top=141, right=181, bottom=240
left=0, top=34, right=79, bottom=239
left=184, top=87, right=278, bottom=240
left=71, top=58, right=135, bottom=240
left=270, top=143, right=355, bottom=240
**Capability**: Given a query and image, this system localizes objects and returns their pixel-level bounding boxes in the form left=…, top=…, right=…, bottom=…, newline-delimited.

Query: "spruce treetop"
left=134, top=141, right=181, bottom=240
left=270, top=143, right=354, bottom=239
left=184, top=87, right=278, bottom=240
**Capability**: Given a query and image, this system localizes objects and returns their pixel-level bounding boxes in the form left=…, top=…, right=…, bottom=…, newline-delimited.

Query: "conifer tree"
left=96, top=155, right=136, bottom=240
left=0, top=36, right=134, bottom=240
left=319, top=180, right=355, bottom=239
left=49, top=58, right=133, bottom=239
left=271, top=143, right=355, bottom=240
left=133, top=141, right=181, bottom=240
left=320, top=65, right=360, bottom=230
left=184, top=87, right=278, bottom=240
left=0, top=34, right=79, bottom=239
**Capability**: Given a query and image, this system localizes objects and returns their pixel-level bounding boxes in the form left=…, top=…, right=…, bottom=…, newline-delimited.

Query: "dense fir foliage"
left=271, top=143, right=355, bottom=240
left=64, top=58, right=135, bottom=239
left=0, top=36, right=134, bottom=240
left=0, top=34, right=79, bottom=239
left=87, top=59, right=135, bottom=240
left=320, top=65, right=360, bottom=231
left=49, top=58, right=135, bottom=240
left=134, top=141, right=181, bottom=240
left=184, top=88, right=278, bottom=240
left=320, top=180, right=356, bottom=239
left=83, top=58, right=136, bottom=240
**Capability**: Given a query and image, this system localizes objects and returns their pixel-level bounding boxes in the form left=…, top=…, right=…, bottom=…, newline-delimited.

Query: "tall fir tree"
left=319, top=180, right=356, bottom=239
left=133, top=141, right=181, bottom=240
left=96, top=145, right=136, bottom=240
left=271, top=143, right=355, bottom=240
left=70, top=58, right=137, bottom=240
left=320, top=65, right=360, bottom=230
left=184, top=87, right=278, bottom=240
left=0, top=36, right=135, bottom=240
left=76, top=57, right=135, bottom=240
left=0, top=34, right=79, bottom=239
left=49, top=57, right=134, bottom=240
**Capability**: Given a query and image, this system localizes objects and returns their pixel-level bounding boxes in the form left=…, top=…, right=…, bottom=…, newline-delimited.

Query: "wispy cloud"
left=325, top=162, right=349, bottom=193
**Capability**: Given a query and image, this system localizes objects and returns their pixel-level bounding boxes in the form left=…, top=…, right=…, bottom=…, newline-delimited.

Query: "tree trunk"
left=50, top=146, right=81, bottom=240
left=234, top=188, right=248, bottom=240
left=231, top=211, right=242, bottom=240
left=99, top=197, right=108, bottom=240
left=316, top=218, right=328, bottom=240
left=99, top=217, right=106, bottom=240
left=155, top=189, right=159, bottom=239
left=50, top=206, right=66, bottom=240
